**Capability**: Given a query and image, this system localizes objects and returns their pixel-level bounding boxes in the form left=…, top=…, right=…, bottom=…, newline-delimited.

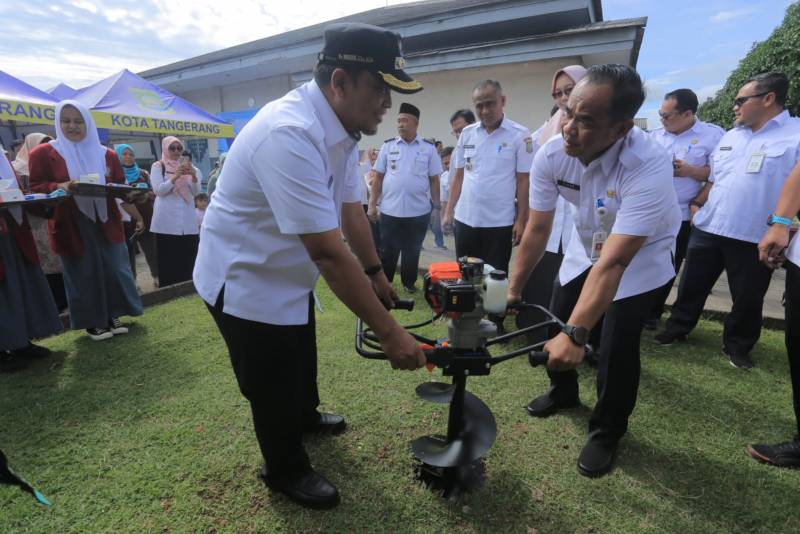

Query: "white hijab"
left=0, top=150, right=22, bottom=224
left=50, top=100, right=108, bottom=222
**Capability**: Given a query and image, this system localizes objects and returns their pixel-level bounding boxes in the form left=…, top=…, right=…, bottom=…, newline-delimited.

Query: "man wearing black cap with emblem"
left=194, top=23, right=426, bottom=509
left=368, top=102, right=442, bottom=292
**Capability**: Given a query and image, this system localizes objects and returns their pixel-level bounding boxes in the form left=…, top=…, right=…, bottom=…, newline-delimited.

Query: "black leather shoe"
left=261, top=467, right=340, bottom=509
left=525, top=387, right=580, bottom=418
left=303, top=412, right=347, bottom=435
left=577, top=437, right=618, bottom=478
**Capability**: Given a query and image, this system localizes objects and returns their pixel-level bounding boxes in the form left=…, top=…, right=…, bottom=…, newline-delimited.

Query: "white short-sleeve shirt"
left=439, top=169, right=450, bottom=205
left=693, top=111, right=800, bottom=244
left=529, top=127, right=681, bottom=300
left=373, top=134, right=442, bottom=218
left=193, top=80, right=362, bottom=325
left=649, top=119, right=724, bottom=220
left=452, top=116, right=533, bottom=227
left=530, top=126, right=576, bottom=254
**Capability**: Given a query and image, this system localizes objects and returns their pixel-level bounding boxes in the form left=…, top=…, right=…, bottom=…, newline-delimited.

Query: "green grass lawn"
left=2, top=284, right=799, bottom=533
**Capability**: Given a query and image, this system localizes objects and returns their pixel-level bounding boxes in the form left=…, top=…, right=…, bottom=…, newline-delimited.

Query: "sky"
left=1, top=0, right=796, bottom=129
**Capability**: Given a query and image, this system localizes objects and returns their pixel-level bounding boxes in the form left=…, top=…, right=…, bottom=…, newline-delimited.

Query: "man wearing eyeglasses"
left=644, top=89, right=724, bottom=330
left=449, top=109, right=476, bottom=140
left=656, top=72, right=800, bottom=371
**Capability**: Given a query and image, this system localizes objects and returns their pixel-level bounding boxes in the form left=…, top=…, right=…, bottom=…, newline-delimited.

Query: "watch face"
left=573, top=326, right=590, bottom=345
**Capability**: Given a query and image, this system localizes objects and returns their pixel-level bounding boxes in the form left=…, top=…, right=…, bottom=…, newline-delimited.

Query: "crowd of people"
left=2, top=21, right=799, bottom=511
left=0, top=101, right=214, bottom=362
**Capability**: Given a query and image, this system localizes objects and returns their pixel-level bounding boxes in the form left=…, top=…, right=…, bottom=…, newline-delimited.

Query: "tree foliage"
left=698, top=2, right=800, bottom=129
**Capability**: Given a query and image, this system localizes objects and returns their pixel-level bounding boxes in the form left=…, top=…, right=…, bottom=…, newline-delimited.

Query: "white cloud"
left=710, top=7, right=759, bottom=23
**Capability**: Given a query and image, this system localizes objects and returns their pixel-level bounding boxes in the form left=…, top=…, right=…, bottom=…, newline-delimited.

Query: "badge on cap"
left=395, top=57, right=406, bottom=69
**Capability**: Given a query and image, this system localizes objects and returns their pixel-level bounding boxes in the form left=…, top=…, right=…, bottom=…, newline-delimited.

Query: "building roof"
left=141, top=0, right=606, bottom=84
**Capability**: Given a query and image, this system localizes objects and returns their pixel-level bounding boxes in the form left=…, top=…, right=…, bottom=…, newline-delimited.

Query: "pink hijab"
left=160, top=136, right=192, bottom=203
left=536, top=65, right=588, bottom=147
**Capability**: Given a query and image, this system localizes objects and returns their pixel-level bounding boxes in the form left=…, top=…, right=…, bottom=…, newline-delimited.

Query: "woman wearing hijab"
left=0, top=150, right=62, bottom=372
left=116, top=144, right=158, bottom=282
left=205, top=151, right=226, bottom=197
left=28, top=100, right=143, bottom=341
left=516, top=65, right=591, bottom=347
left=150, top=136, right=200, bottom=287
left=11, top=133, right=68, bottom=311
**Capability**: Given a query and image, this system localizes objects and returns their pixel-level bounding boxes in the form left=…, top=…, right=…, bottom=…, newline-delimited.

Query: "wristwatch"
left=562, top=324, right=590, bottom=347
left=364, top=264, right=383, bottom=276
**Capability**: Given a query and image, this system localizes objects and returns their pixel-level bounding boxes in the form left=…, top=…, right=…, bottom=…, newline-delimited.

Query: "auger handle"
left=529, top=350, right=549, bottom=367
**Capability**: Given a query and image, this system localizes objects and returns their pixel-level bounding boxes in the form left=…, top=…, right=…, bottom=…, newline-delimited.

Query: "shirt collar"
left=478, top=114, right=507, bottom=133
left=397, top=134, right=421, bottom=145
left=307, top=80, right=356, bottom=148
left=736, top=109, right=790, bottom=134
left=584, top=135, right=626, bottom=176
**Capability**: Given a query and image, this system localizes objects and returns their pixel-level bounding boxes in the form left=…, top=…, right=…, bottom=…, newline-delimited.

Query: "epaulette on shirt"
left=384, top=137, right=395, bottom=144
left=423, top=138, right=435, bottom=145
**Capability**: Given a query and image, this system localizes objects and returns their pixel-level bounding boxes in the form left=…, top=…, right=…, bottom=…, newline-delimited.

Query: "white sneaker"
left=86, top=328, right=113, bottom=341
left=109, top=318, right=129, bottom=335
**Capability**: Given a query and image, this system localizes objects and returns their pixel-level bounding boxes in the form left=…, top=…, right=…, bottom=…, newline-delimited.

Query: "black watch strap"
left=364, top=264, right=383, bottom=276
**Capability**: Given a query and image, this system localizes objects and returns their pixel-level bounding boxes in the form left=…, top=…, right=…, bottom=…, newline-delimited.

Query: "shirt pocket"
left=414, top=155, right=428, bottom=176
left=762, top=142, right=794, bottom=177
left=711, top=151, right=736, bottom=182
left=486, top=147, right=515, bottom=176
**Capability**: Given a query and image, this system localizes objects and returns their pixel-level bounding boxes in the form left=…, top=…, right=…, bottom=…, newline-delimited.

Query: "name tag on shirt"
left=79, top=173, right=101, bottom=184
left=590, top=230, right=607, bottom=262
left=746, top=153, right=765, bottom=174
left=557, top=179, right=580, bottom=191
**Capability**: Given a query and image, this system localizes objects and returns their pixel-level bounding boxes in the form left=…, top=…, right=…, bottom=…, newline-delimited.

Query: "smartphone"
left=179, top=154, right=191, bottom=166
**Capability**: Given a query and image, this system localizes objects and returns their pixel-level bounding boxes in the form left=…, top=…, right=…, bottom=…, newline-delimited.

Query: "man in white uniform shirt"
left=193, top=23, right=426, bottom=510
left=644, top=89, right=724, bottom=330
left=443, top=80, right=533, bottom=333
left=508, top=65, right=681, bottom=477
left=747, top=161, right=800, bottom=466
left=368, top=103, right=442, bottom=291
left=656, top=73, right=800, bottom=370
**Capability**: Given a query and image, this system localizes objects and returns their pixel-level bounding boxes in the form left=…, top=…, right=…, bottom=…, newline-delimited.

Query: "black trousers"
left=516, top=250, right=563, bottom=344
left=647, top=220, right=692, bottom=321
left=664, top=227, right=773, bottom=356
left=546, top=268, right=657, bottom=443
left=453, top=220, right=513, bottom=273
left=206, top=289, right=320, bottom=479
left=155, top=233, right=198, bottom=287
left=785, top=262, right=800, bottom=436
left=380, top=212, right=430, bottom=287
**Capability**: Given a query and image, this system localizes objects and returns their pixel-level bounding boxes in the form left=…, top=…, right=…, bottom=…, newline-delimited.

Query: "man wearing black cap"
left=194, top=23, right=426, bottom=510
left=368, top=103, right=442, bottom=292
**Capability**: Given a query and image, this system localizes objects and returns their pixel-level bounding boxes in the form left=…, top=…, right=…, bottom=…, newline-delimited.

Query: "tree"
left=698, top=2, right=800, bottom=129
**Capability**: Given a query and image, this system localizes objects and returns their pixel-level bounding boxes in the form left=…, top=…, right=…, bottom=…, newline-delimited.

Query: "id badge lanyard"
left=590, top=198, right=608, bottom=262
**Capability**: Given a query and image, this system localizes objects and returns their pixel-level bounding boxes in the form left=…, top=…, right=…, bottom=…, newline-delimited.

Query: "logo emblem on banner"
left=129, top=88, right=175, bottom=114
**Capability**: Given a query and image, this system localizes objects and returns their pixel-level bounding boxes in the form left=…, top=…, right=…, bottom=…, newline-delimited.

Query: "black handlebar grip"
left=529, top=350, right=549, bottom=367
left=393, top=299, right=415, bottom=311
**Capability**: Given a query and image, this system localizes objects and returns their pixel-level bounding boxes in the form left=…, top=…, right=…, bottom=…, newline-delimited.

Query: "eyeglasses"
left=552, top=86, right=574, bottom=100
left=658, top=110, right=682, bottom=120
left=733, top=92, right=769, bottom=108
left=168, top=145, right=182, bottom=152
